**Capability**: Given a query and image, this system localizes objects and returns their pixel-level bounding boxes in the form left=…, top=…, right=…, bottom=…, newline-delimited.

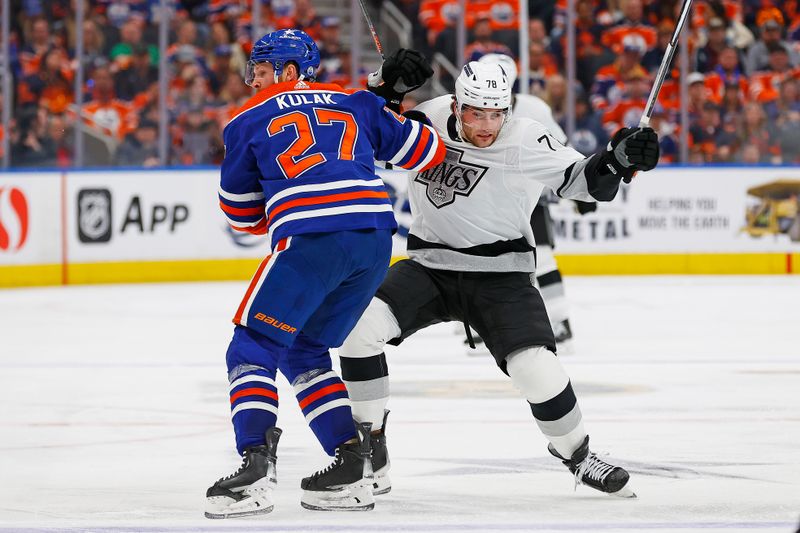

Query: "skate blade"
left=205, top=491, right=275, bottom=519
left=609, top=485, right=637, bottom=499
left=372, top=477, right=391, bottom=495
left=301, top=485, right=375, bottom=511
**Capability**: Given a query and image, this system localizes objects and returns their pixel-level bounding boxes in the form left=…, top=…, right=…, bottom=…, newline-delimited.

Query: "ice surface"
left=1, top=276, right=798, bottom=532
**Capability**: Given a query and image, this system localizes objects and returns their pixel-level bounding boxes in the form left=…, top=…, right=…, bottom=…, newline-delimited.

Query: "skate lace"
left=574, top=453, right=615, bottom=489
left=311, top=449, right=343, bottom=478
left=218, top=450, right=251, bottom=482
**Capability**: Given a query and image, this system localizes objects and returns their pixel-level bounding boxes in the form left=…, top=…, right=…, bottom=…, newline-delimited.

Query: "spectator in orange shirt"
left=19, top=17, right=53, bottom=76
left=419, top=0, right=460, bottom=47
left=555, top=0, right=613, bottom=90
left=750, top=45, right=796, bottom=104
left=705, top=46, right=748, bottom=105
left=601, top=68, right=650, bottom=134
left=17, top=47, right=74, bottom=114
left=601, top=0, right=657, bottom=55
left=591, top=33, right=648, bottom=110
left=83, top=65, right=134, bottom=140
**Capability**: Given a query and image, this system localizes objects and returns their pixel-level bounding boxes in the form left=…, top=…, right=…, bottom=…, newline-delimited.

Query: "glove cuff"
left=367, top=84, right=403, bottom=113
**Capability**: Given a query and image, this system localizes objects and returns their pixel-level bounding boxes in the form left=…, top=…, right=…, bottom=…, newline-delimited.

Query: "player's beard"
left=461, top=122, right=499, bottom=147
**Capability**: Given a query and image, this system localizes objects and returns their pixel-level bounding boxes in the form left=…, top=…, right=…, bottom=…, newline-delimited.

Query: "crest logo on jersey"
left=414, top=147, right=488, bottom=208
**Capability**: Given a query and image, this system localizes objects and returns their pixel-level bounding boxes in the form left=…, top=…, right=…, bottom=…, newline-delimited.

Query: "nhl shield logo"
left=414, top=147, right=488, bottom=208
left=77, top=188, right=112, bottom=243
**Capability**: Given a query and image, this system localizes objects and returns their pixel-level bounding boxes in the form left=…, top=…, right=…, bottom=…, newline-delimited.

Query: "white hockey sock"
left=506, top=346, right=587, bottom=458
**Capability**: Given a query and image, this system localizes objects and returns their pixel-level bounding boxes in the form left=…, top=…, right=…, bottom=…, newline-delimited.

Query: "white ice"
left=1, top=276, right=799, bottom=533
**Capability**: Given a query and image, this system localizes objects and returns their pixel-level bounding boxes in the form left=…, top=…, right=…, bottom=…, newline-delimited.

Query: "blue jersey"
left=219, top=80, right=445, bottom=249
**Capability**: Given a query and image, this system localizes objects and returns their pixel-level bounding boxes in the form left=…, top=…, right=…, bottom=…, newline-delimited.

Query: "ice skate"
left=371, top=410, right=391, bottom=495
left=205, top=427, right=282, bottom=519
left=300, top=422, right=375, bottom=511
left=548, top=435, right=636, bottom=498
left=553, top=319, right=574, bottom=355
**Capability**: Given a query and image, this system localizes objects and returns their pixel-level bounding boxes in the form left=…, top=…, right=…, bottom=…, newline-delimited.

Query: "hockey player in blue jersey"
left=205, top=29, right=444, bottom=518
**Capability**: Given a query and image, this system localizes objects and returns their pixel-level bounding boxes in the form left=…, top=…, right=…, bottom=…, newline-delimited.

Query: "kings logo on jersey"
left=414, top=147, right=488, bottom=208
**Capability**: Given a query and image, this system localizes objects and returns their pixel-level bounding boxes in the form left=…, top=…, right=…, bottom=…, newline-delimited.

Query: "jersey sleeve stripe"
left=387, top=120, right=421, bottom=165
left=409, top=126, right=441, bottom=170
left=218, top=187, right=265, bottom=202
left=413, top=129, right=447, bottom=172
left=228, top=217, right=267, bottom=235
left=219, top=201, right=265, bottom=217
left=398, top=125, right=432, bottom=170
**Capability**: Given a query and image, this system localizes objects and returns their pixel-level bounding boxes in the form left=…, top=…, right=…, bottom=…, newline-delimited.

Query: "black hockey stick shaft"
left=640, top=0, right=694, bottom=127
left=357, top=0, right=385, bottom=60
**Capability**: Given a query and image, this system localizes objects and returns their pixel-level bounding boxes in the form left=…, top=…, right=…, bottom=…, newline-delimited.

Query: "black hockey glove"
left=401, top=109, right=432, bottom=126
left=606, top=127, right=660, bottom=183
left=574, top=200, right=597, bottom=215
left=368, top=49, right=434, bottom=112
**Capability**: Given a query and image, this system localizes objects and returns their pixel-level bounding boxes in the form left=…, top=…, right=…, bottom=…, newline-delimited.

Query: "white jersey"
left=513, top=93, right=567, bottom=145
left=406, top=95, right=598, bottom=273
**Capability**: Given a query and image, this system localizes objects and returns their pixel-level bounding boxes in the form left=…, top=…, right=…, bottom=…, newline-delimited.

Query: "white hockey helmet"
left=454, top=61, right=512, bottom=141
left=454, top=61, right=512, bottom=112
left=478, top=53, right=518, bottom=89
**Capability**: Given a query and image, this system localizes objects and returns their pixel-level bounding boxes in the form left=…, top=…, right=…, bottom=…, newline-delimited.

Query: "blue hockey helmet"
left=245, top=29, right=320, bottom=86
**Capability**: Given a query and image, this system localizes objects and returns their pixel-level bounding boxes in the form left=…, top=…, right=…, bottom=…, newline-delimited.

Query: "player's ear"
left=284, top=62, right=300, bottom=81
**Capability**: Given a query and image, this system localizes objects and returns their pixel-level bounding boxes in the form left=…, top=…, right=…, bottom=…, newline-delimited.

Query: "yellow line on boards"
left=1, top=253, right=797, bottom=288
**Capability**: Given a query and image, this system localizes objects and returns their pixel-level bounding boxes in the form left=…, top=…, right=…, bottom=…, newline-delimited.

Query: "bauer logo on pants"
left=77, top=188, right=112, bottom=243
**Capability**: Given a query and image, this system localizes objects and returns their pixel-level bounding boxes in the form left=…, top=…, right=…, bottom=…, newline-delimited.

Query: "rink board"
left=2, top=166, right=800, bottom=286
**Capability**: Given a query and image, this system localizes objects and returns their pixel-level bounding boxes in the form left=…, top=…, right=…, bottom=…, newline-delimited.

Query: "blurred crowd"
left=3, top=0, right=800, bottom=167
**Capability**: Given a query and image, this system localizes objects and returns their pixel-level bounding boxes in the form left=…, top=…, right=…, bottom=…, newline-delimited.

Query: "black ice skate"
left=371, top=410, right=391, bottom=495
left=205, top=427, right=282, bottom=518
left=300, top=422, right=375, bottom=511
left=548, top=435, right=636, bottom=498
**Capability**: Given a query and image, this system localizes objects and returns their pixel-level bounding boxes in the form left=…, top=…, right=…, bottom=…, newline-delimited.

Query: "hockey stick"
left=357, top=0, right=385, bottom=60
left=639, top=0, right=694, bottom=127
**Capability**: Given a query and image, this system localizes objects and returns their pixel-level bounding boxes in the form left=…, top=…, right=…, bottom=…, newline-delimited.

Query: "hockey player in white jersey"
left=472, top=53, right=589, bottom=352
left=340, top=59, right=659, bottom=498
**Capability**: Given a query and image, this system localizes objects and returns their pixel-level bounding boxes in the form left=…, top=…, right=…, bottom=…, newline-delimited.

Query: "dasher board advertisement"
left=550, top=167, right=800, bottom=254
left=0, top=173, right=61, bottom=266
left=67, top=170, right=269, bottom=262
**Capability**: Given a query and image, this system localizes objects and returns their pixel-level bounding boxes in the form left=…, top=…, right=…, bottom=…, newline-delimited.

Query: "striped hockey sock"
left=229, top=369, right=280, bottom=455
left=293, top=370, right=356, bottom=455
